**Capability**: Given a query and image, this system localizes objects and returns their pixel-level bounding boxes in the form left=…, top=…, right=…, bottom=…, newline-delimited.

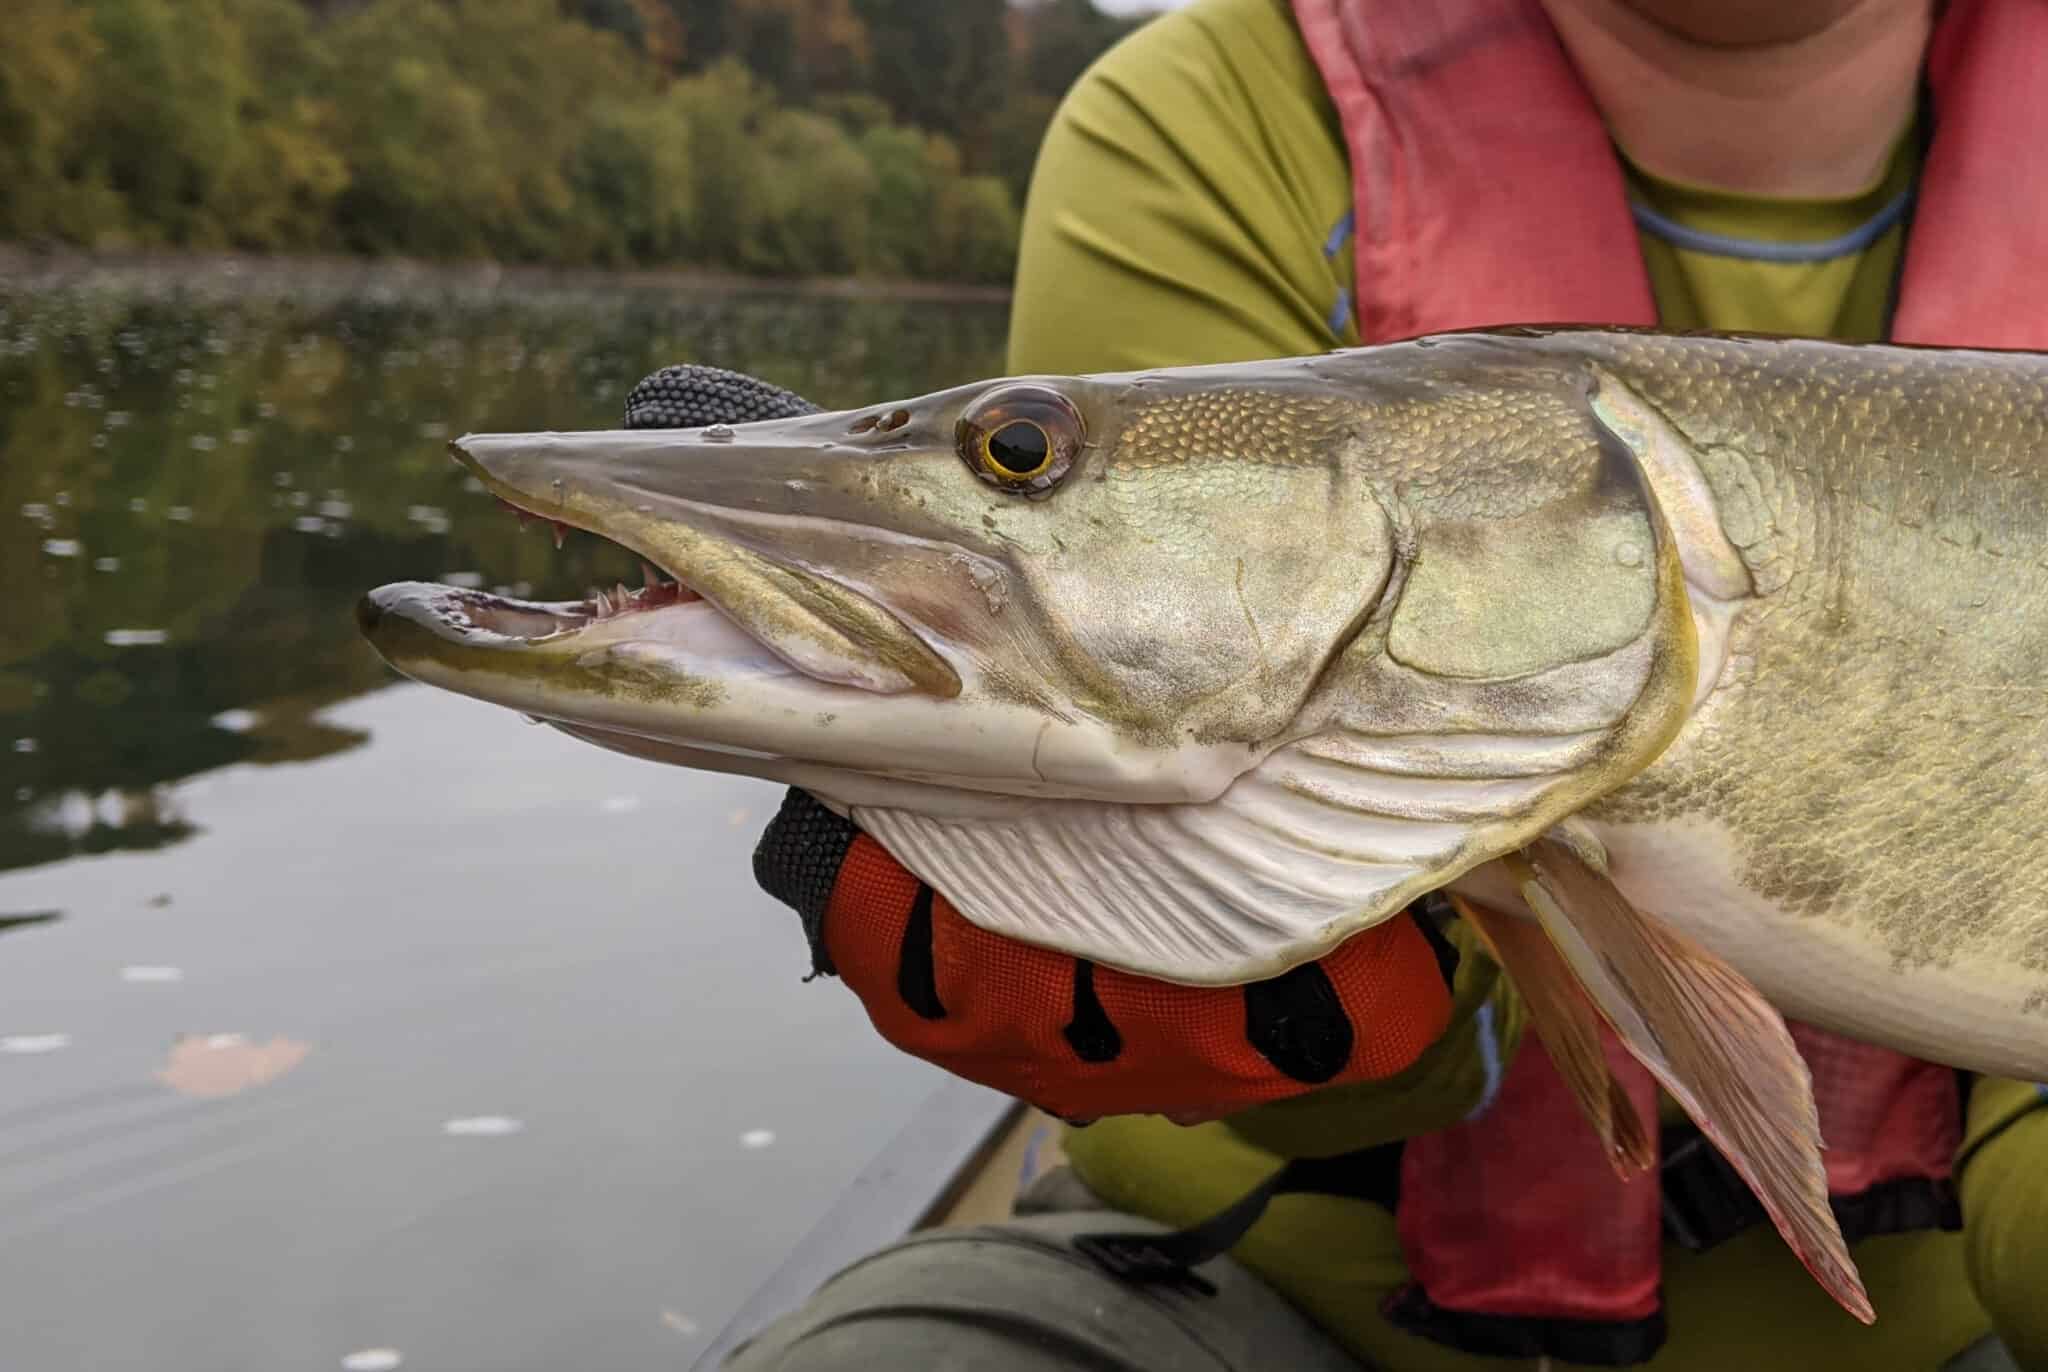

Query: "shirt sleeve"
left=1004, top=0, right=1359, bottom=377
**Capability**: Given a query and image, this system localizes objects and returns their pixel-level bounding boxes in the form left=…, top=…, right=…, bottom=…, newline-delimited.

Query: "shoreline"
left=0, top=244, right=1014, bottom=305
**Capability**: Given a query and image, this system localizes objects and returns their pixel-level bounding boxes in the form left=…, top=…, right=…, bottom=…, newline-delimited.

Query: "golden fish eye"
left=956, top=385, right=1083, bottom=493
left=981, top=420, right=1052, bottom=479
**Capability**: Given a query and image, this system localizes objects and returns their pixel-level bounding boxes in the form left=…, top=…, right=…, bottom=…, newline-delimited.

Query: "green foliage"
left=2, top=0, right=1146, bottom=283
left=858, top=124, right=947, bottom=278
left=206, top=0, right=350, bottom=249
left=0, top=0, right=115, bottom=241
left=570, top=0, right=648, bottom=49
left=1020, top=0, right=1133, bottom=96
left=73, top=0, right=253, bottom=247
left=934, top=175, right=1021, bottom=284
left=747, top=109, right=879, bottom=275
left=569, top=100, right=697, bottom=264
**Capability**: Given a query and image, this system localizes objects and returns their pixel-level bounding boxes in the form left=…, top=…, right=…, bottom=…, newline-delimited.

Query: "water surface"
left=0, top=262, right=1010, bottom=1369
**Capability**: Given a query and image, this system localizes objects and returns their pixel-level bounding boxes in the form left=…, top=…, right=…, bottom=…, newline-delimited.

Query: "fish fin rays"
left=856, top=724, right=1679, bottom=985
left=1452, top=890, right=1654, bottom=1174
left=854, top=783, right=1421, bottom=982
left=1506, top=840, right=1873, bottom=1325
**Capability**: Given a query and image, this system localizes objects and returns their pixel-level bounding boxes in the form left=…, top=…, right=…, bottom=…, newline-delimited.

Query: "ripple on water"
left=442, top=1116, right=525, bottom=1137
left=119, top=965, right=184, bottom=983
left=0, top=1034, right=71, bottom=1055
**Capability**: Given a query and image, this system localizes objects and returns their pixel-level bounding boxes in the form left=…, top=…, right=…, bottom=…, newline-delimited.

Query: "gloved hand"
left=626, top=365, right=1458, bottom=1124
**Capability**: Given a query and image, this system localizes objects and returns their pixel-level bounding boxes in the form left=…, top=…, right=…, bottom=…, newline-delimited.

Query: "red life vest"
left=1288, top=0, right=2048, bottom=1360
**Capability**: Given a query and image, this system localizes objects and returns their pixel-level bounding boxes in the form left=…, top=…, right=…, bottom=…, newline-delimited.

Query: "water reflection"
left=0, top=266, right=981, bottom=1369
left=0, top=270, right=1010, bottom=872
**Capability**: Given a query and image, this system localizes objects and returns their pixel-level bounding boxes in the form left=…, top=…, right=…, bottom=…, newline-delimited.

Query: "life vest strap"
left=1380, top=1281, right=1668, bottom=1367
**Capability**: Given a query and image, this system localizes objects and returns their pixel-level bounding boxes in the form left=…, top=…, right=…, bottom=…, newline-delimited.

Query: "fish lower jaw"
left=359, top=578, right=932, bottom=701
left=361, top=587, right=1265, bottom=808
left=359, top=582, right=1006, bottom=782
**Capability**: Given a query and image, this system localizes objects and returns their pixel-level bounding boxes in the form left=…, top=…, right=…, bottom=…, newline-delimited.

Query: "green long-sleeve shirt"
left=1006, top=1, right=2048, bottom=1367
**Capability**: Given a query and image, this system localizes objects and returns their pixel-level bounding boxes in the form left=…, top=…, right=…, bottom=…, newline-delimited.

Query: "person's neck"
left=1537, top=0, right=1933, bottom=198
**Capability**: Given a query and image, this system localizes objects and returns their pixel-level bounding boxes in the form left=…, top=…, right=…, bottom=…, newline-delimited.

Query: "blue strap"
left=1324, top=210, right=1357, bottom=338
left=1322, top=207, right=1355, bottom=259
left=1327, top=287, right=1353, bottom=337
left=1629, top=186, right=1914, bottom=264
left=1463, top=1001, right=1505, bottom=1120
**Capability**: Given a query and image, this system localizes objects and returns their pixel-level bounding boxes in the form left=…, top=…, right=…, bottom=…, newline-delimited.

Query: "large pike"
left=359, top=329, right=2048, bottom=1320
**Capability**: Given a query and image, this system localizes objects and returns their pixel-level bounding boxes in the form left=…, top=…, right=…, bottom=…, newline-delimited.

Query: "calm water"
left=0, top=262, right=1011, bottom=1369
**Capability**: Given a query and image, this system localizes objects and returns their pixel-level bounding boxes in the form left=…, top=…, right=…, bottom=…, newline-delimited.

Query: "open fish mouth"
left=355, top=575, right=731, bottom=673
left=357, top=432, right=963, bottom=704
left=363, top=533, right=703, bottom=648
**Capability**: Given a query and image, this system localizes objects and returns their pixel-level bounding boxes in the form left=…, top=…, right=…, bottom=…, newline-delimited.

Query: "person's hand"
left=755, top=791, right=1456, bottom=1123
left=626, top=363, right=1456, bottom=1123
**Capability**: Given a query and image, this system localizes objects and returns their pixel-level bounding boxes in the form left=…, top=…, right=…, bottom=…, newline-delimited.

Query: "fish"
left=358, top=328, right=2048, bottom=1320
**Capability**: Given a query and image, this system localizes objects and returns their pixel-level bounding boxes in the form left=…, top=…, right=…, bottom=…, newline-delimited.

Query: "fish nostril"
left=849, top=408, right=910, bottom=434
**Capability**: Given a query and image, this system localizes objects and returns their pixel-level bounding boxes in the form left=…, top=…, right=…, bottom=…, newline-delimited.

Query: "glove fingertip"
left=752, top=788, right=859, bottom=978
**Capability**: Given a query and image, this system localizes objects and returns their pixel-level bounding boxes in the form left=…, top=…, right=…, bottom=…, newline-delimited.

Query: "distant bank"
left=0, top=245, right=1014, bottom=304
left=3, top=5, right=1155, bottom=292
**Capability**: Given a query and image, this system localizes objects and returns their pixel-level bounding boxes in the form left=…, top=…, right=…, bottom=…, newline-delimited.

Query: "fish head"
left=357, top=362, right=1398, bottom=811
left=360, top=337, right=1710, bottom=988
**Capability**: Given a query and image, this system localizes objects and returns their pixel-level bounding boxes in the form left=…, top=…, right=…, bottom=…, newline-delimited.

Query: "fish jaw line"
left=355, top=579, right=782, bottom=709
left=542, top=716, right=1270, bottom=816
left=356, top=581, right=1263, bottom=804
left=445, top=432, right=961, bottom=699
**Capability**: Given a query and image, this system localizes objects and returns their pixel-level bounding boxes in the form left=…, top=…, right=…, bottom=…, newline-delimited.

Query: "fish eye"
left=956, top=385, right=1083, bottom=493
left=986, top=420, right=1050, bottom=476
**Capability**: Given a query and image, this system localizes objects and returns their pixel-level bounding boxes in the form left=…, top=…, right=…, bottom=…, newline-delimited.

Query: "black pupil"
left=986, top=421, right=1050, bottom=475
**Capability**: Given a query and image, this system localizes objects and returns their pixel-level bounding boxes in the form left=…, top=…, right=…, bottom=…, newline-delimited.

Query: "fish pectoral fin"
left=1451, top=888, right=1653, bottom=1175
left=1507, top=839, right=1874, bottom=1325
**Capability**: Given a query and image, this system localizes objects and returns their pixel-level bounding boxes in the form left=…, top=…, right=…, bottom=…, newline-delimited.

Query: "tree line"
left=0, top=0, right=1147, bottom=284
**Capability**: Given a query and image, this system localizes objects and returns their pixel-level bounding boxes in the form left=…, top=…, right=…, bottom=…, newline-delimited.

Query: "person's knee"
left=1962, top=1101, right=2048, bottom=1368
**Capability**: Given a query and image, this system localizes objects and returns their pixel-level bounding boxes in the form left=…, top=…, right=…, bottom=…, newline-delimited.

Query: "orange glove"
left=755, top=790, right=1456, bottom=1124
